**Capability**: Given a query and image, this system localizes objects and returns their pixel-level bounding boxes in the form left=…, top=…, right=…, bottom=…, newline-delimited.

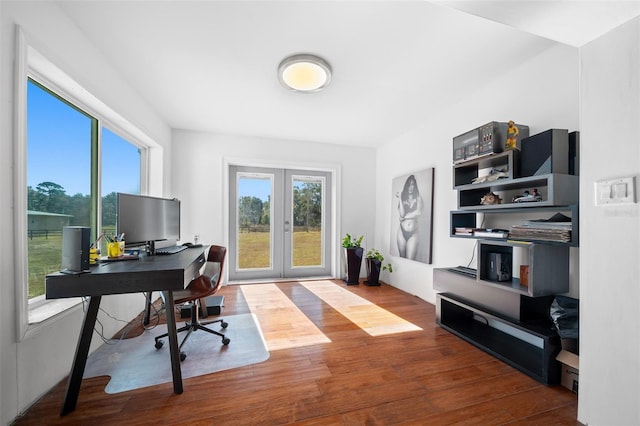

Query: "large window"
left=26, top=79, right=142, bottom=301
left=101, top=128, right=142, bottom=238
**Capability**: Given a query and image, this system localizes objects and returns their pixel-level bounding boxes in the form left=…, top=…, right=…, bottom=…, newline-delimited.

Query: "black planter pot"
left=344, top=247, right=363, bottom=285
left=364, top=258, right=382, bottom=286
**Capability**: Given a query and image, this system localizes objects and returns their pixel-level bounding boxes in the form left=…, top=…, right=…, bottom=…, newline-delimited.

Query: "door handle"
left=284, top=220, right=290, bottom=233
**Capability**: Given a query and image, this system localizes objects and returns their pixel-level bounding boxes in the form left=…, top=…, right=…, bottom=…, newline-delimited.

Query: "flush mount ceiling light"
left=278, top=54, right=332, bottom=93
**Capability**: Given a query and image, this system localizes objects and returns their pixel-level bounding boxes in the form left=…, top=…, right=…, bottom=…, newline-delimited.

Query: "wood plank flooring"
left=13, top=280, right=579, bottom=425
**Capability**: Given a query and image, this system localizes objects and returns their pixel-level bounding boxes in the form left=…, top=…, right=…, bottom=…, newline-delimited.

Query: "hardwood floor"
left=14, top=280, right=579, bottom=425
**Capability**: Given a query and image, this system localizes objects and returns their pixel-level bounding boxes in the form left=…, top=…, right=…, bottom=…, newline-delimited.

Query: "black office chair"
left=154, top=245, right=229, bottom=361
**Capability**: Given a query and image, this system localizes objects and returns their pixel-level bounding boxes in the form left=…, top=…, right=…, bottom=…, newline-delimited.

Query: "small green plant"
left=366, top=248, right=393, bottom=272
left=342, top=233, right=363, bottom=249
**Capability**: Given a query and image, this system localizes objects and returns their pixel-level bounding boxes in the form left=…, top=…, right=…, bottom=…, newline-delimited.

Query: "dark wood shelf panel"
left=437, top=293, right=561, bottom=385
left=442, top=314, right=546, bottom=376
left=477, top=240, right=570, bottom=297
left=457, top=173, right=579, bottom=211
left=453, top=150, right=520, bottom=188
left=450, top=204, right=579, bottom=247
left=477, top=276, right=529, bottom=293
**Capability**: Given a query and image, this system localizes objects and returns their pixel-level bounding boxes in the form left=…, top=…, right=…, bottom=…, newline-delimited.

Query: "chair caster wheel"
left=180, top=352, right=187, bottom=362
left=154, top=340, right=164, bottom=349
left=221, top=321, right=229, bottom=329
left=222, top=337, right=231, bottom=345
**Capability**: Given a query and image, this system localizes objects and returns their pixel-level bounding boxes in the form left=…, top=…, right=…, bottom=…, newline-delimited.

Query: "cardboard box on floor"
left=556, top=349, right=579, bottom=393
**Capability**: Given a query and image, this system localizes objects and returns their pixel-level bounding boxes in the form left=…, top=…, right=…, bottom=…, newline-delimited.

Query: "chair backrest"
left=185, top=245, right=227, bottom=298
left=204, top=245, right=226, bottom=293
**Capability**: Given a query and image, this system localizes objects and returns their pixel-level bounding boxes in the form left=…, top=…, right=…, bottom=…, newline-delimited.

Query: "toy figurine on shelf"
left=480, top=192, right=502, bottom=205
left=471, top=167, right=509, bottom=184
left=505, top=120, right=519, bottom=150
left=512, top=188, right=543, bottom=203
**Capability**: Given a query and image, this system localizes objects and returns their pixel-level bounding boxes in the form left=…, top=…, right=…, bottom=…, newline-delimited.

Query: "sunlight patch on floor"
left=300, top=280, right=422, bottom=336
left=240, top=283, right=331, bottom=351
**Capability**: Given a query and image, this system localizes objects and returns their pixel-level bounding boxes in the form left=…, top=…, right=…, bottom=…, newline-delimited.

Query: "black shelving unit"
left=437, top=138, right=579, bottom=386
left=437, top=293, right=561, bottom=385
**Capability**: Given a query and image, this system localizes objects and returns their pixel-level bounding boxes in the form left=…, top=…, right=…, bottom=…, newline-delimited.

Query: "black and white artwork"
left=389, top=168, right=434, bottom=264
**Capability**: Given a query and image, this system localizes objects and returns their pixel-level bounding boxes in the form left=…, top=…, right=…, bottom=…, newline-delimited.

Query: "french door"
left=229, top=166, right=332, bottom=281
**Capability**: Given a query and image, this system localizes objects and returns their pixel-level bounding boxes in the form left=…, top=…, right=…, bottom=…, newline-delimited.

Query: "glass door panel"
left=229, top=166, right=283, bottom=281
left=237, top=173, right=272, bottom=270
left=229, top=166, right=331, bottom=281
left=284, top=170, right=331, bottom=278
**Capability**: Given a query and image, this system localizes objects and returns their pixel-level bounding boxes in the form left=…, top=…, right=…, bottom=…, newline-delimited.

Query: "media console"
left=437, top=293, right=561, bottom=384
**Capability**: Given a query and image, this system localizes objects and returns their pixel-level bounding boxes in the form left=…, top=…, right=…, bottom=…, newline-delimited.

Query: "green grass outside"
left=290, top=231, right=322, bottom=267
left=238, top=230, right=321, bottom=269
left=28, top=235, right=62, bottom=298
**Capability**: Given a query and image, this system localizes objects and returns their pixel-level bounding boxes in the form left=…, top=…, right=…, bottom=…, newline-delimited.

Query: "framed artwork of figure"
left=389, top=168, right=434, bottom=264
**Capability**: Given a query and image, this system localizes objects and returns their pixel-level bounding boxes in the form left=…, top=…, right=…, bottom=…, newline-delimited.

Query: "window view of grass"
left=291, top=229, right=322, bottom=267
left=238, top=227, right=270, bottom=269
left=238, top=229, right=321, bottom=269
left=27, top=234, right=62, bottom=298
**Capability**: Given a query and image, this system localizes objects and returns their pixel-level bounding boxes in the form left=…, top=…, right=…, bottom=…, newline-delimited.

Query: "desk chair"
left=154, top=245, right=230, bottom=361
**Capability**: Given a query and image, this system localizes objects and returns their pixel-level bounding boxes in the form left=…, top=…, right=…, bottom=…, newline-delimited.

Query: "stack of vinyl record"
left=454, top=227, right=476, bottom=236
left=509, top=213, right=572, bottom=243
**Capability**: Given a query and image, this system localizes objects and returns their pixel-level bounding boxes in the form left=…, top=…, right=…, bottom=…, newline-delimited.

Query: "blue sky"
left=238, top=176, right=271, bottom=201
left=28, top=79, right=140, bottom=197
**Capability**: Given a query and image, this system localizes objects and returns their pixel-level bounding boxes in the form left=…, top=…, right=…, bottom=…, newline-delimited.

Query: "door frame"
left=228, top=165, right=284, bottom=281
left=222, top=157, right=341, bottom=283
left=283, top=169, right=332, bottom=278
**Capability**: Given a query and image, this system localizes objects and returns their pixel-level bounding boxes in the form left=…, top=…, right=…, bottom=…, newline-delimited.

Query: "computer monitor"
left=116, top=193, right=180, bottom=250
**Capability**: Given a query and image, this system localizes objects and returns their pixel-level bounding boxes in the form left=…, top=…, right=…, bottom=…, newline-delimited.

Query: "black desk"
left=45, top=246, right=206, bottom=416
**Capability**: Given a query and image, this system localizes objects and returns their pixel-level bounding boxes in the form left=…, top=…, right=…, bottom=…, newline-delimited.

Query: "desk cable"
left=141, top=291, right=166, bottom=331
left=82, top=297, right=135, bottom=345
left=81, top=292, right=165, bottom=345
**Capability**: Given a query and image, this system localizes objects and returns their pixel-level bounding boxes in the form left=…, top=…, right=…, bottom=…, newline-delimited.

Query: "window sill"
left=28, top=296, right=83, bottom=324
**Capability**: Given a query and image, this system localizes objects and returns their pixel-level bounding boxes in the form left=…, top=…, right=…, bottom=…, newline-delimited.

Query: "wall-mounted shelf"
left=453, top=150, right=520, bottom=188
left=457, top=173, right=579, bottom=210
left=453, top=149, right=520, bottom=189
left=450, top=204, right=579, bottom=247
left=433, top=268, right=555, bottom=321
left=477, top=240, right=570, bottom=297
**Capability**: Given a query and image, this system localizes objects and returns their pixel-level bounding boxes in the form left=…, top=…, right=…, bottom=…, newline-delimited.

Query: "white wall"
left=578, top=18, right=640, bottom=425
left=375, top=43, right=580, bottom=303
left=171, top=129, right=377, bottom=277
left=0, top=2, right=171, bottom=423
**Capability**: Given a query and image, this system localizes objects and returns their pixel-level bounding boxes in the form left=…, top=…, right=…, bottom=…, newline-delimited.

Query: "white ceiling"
left=436, top=1, right=640, bottom=47
left=56, top=1, right=640, bottom=148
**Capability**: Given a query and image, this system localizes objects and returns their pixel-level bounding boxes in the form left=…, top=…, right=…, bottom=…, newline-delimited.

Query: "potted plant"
left=364, top=248, right=392, bottom=286
left=342, top=233, right=364, bottom=285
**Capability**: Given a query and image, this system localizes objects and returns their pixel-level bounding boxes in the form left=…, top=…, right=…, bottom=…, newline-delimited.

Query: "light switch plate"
left=595, top=176, right=637, bottom=205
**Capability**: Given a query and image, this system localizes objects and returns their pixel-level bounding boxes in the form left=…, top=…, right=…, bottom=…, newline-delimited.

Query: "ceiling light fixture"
left=278, top=54, right=332, bottom=93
